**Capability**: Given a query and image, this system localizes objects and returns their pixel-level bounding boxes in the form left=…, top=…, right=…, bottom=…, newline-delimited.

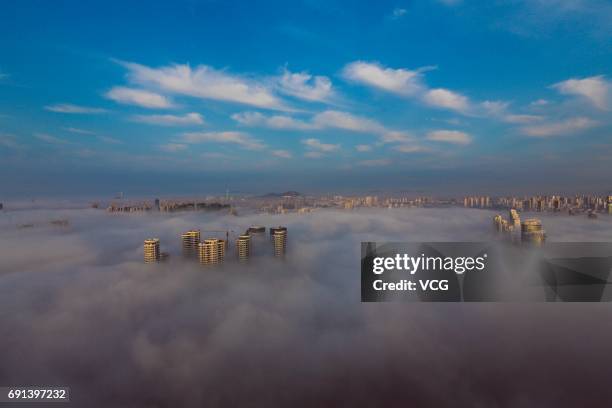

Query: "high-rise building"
left=144, top=238, right=160, bottom=263
left=270, top=226, right=287, bottom=241
left=509, top=209, right=521, bottom=228
left=236, top=234, right=250, bottom=262
left=181, top=230, right=200, bottom=258
left=247, top=226, right=266, bottom=256
left=521, top=219, right=546, bottom=246
left=217, top=239, right=226, bottom=262
left=199, top=239, right=221, bottom=265
left=272, top=227, right=287, bottom=257
left=493, top=214, right=503, bottom=232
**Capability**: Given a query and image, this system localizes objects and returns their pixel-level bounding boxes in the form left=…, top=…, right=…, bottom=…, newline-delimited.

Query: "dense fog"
left=1, top=207, right=611, bottom=407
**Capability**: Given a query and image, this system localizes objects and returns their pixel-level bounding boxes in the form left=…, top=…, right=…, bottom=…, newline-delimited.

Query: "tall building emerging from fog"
left=199, top=239, right=221, bottom=265
left=236, top=234, right=250, bottom=262
left=509, top=209, right=521, bottom=228
left=271, top=227, right=287, bottom=257
left=181, top=230, right=200, bottom=258
left=521, top=219, right=546, bottom=246
left=144, top=238, right=160, bottom=263
left=217, top=239, right=226, bottom=262
left=248, top=226, right=266, bottom=256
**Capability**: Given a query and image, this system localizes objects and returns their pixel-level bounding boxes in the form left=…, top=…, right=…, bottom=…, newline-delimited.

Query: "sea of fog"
left=0, top=207, right=611, bottom=407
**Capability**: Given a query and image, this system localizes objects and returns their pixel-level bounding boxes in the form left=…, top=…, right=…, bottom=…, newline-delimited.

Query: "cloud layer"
left=1, top=207, right=611, bottom=407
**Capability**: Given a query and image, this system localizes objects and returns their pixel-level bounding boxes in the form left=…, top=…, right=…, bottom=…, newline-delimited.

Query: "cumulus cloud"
left=106, top=87, right=175, bottom=109
left=552, top=76, right=610, bottom=110
left=182, top=131, right=265, bottom=150
left=343, top=61, right=475, bottom=115
left=44, top=103, right=107, bottom=114
left=423, top=88, right=470, bottom=113
left=426, top=130, right=472, bottom=145
left=1, top=207, right=611, bottom=407
left=231, top=110, right=414, bottom=149
left=343, top=61, right=425, bottom=96
left=119, top=61, right=288, bottom=110
left=132, top=112, right=204, bottom=126
left=277, top=69, right=334, bottom=103
left=312, top=110, right=386, bottom=133
left=391, top=7, right=408, bottom=19
left=302, top=138, right=340, bottom=155
left=159, top=143, right=188, bottom=153
left=521, top=117, right=599, bottom=137
left=232, top=111, right=315, bottom=130
left=481, top=100, right=544, bottom=123
left=271, top=149, right=293, bottom=159
left=393, top=144, right=428, bottom=153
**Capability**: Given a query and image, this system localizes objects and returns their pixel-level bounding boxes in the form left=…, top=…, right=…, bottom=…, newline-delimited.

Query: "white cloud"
left=120, top=61, right=287, bottom=110
left=277, top=69, right=334, bottom=103
left=232, top=110, right=400, bottom=139
left=182, top=131, right=264, bottom=150
left=0, top=133, right=22, bottom=149
left=343, top=61, right=473, bottom=114
left=391, top=8, right=407, bottom=19
left=44, top=104, right=107, bottom=114
left=355, top=144, right=372, bottom=152
left=35, top=133, right=69, bottom=144
left=132, top=113, right=204, bottom=126
left=302, top=138, right=340, bottom=152
left=552, top=76, right=610, bottom=110
left=530, top=99, right=549, bottom=106
left=426, top=130, right=472, bottom=145
left=481, top=100, right=543, bottom=123
left=232, top=111, right=314, bottom=130
left=393, top=144, right=427, bottom=153
left=271, top=150, right=292, bottom=159
left=312, top=110, right=386, bottom=133
left=304, top=151, right=324, bottom=159
left=106, top=87, right=174, bottom=109
left=63, top=127, right=96, bottom=135
left=502, top=114, right=544, bottom=124
left=343, top=61, right=424, bottom=96
left=521, top=117, right=599, bottom=137
left=424, top=89, right=470, bottom=113
left=358, top=159, right=392, bottom=167
left=378, top=130, right=414, bottom=144
left=159, top=143, right=188, bottom=153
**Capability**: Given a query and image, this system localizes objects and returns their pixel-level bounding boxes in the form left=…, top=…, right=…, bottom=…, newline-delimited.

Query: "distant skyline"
left=1, top=0, right=611, bottom=198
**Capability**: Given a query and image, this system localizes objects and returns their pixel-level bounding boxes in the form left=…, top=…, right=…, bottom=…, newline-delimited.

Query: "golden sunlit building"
left=144, top=238, right=160, bottom=263
left=199, top=239, right=221, bottom=265
left=236, top=234, right=250, bottom=262
left=181, top=229, right=200, bottom=258
left=521, top=218, right=546, bottom=246
left=272, top=227, right=287, bottom=257
left=509, top=209, right=521, bottom=228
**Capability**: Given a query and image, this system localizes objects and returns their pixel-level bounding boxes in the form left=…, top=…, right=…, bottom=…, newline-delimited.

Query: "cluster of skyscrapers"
left=493, top=209, right=546, bottom=246
left=143, top=225, right=287, bottom=264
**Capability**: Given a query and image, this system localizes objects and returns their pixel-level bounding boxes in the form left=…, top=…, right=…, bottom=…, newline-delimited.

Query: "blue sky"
left=0, top=0, right=611, bottom=198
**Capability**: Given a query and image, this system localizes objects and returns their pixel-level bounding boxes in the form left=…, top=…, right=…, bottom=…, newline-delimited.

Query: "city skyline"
left=1, top=0, right=612, bottom=197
